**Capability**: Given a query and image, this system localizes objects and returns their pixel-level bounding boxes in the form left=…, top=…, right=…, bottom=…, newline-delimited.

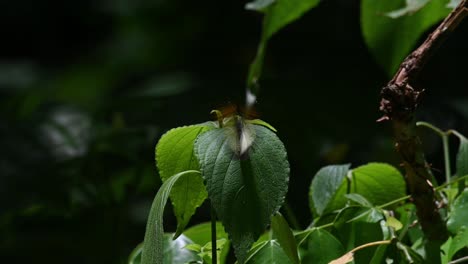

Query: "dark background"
left=1, top=0, right=467, bottom=263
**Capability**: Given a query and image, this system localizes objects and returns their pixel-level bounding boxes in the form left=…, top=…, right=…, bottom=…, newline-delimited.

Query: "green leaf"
left=447, top=189, right=468, bottom=234
left=141, top=170, right=202, bottom=264
left=349, top=163, right=406, bottom=207
left=262, top=0, right=321, bottom=39
left=346, top=193, right=373, bottom=207
left=271, top=213, right=300, bottom=264
left=195, top=124, right=289, bottom=263
left=128, top=243, right=143, bottom=264
left=156, top=124, right=214, bottom=237
left=386, top=216, right=403, bottom=231
left=184, top=224, right=230, bottom=264
left=162, top=234, right=201, bottom=263
left=130, top=234, right=201, bottom=264
left=385, top=0, right=430, bottom=18
left=183, top=222, right=229, bottom=245
left=346, top=208, right=384, bottom=224
left=309, top=164, right=351, bottom=216
left=441, top=228, right=468, bottom=263
left=302, top=229, right=345, bottom=264
left=245, top=240, right=293, bottom=264
left=453, top=132, right=468, bottom=177
left=245, top=0, right=320, bottom=91
left=361, top=0, right=450, bottom=75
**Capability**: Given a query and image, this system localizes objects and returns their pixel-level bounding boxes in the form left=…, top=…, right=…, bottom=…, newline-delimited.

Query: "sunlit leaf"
left=195, top=124, right=289, bottom=263
left=156, top=124, right=214, bottom=236
left=350, top=163, right=406, bottom=207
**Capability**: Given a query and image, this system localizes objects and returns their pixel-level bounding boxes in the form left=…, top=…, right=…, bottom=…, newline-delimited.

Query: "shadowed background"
left=0, top=0, right=467, bottom=263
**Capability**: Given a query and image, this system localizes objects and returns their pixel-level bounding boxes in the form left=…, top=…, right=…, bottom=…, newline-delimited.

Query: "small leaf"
left=271, top=213, right=300, bottom=264
left=195, top=124, right=289, bottom=263
left=441, top=228, right=468, bottom=263
left=141, top=170, right=202, bottom=264
left=185, top=244, right=202, bottom=253
left=385, top=216, right=403, bottom=231
left=447, top=189, right=468, bottom=234
left=183, top=222, right=230, bottom=264
left=309, top=164, right=351, bottom=216
left=245, top=240, right=293, bottom=264
left=302, top=229, right=345, bottom=264
left=345, top=193, right=373, bottom=207
left=247, top=119, right=277, bottom=132
left=156, top=124, right=214, bottom=236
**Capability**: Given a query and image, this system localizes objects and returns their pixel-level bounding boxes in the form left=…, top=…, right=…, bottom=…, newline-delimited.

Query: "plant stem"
left=416, top=121, right=452, bottom=183
left=211, top=203, right=217, bottom=264
left=450, top=256, right=468, bottom=264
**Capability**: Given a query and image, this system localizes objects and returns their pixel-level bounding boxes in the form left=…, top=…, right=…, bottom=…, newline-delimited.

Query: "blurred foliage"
left=0, top=0, right=467, bottom=263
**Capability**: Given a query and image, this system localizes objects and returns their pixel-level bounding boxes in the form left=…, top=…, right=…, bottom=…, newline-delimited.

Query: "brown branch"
left=379, top=0, right=467, bottom=247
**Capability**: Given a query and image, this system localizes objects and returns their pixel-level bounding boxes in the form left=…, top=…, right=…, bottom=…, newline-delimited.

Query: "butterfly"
left=211, top=103, right=260, bottom=159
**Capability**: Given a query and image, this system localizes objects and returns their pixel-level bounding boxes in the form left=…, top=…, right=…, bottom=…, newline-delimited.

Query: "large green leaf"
left=156, top=124, right=214, bottom=236
left=361, top=0, right=450, bottom=75
left=309, top=164, right=351, bottom=216
left=349, top=163, right=406, bottom=206
left=141, top=170, right=202, bottom=264
left=447, top=189, right=468, bottom=234
left=195, top=124, right=289, bottom=263
left=245, top=240, right=293, bottom=264
left=271, top=213, right=300, bottom=264
left=302, top=229, right=345, bottom=264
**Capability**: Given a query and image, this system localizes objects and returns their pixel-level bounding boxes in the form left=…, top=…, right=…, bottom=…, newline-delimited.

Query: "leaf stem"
left=211, top=203, right=217, bottom=264
left=417, top=121, right=452, bottom=183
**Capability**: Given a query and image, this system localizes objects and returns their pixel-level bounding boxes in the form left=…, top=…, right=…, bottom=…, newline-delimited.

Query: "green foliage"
left=349, top=163, right=406, bottom=206
left=271, top=213, right=300, bottom=264
left=447, top=189, right=468, bottom=234
left=301, top=229, right=345, bottom=264
left=245, top=0, right=320, bottom=91
left=195, top=122, right=289, bottom=263
left=244, top=240, right=293, bottom=264
left=309, top=164, right=350, bottom=216
left=441, top=228, right=468, bottom=264
left=156, top=124, right=214, bottom=236
left=129, top=234, right=201, bottom=264
left=361, top=0, right=450, bottom=75
left=141, top=170, right=202, bottom=264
